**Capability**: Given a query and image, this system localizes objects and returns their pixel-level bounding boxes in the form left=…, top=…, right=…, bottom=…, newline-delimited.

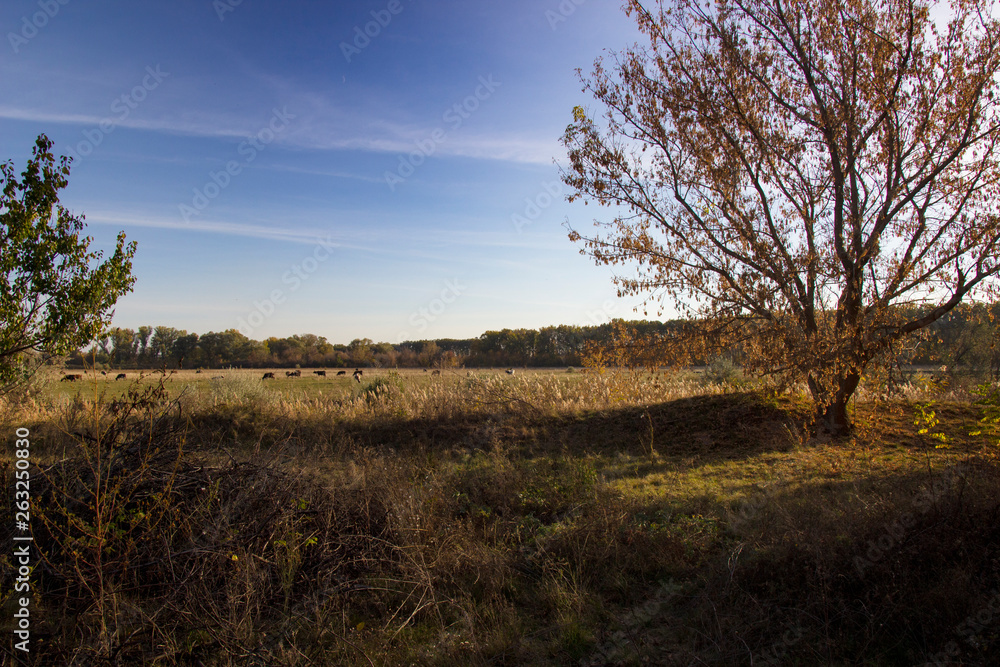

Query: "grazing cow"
left=431, top=369, right=441, bottom=376
left=262, top=372, right=275, bottom=379
left=353, top=369, right=363, bottom=383
left=286, top=370, right=301, bottom=377
left=506, top=369, right=515, bottom=375
left=336, top=370, right=346, bottom=376
left=314, top=370, right=326, bottom=377
left=115, top=373, right=127, bottom=380
left=423, top=368, right=428, bottom=372
left=100, top=371, right=107, bottom=376
left=196, top=369, right=202, bottom=374
left=60, top=374, right=82, bottom=382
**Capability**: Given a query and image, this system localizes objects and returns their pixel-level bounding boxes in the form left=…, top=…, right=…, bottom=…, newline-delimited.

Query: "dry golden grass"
left=2, top=370, right=999, bottom=665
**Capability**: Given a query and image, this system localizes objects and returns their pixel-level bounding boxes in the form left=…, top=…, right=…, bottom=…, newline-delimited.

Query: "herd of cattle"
left=61, top=368, right=518, bottom=383
left=61, top=372, right=127, bottom=382
left=61, top=370, right=366, bottom=382
left=262, top=369, right=364, bottom=381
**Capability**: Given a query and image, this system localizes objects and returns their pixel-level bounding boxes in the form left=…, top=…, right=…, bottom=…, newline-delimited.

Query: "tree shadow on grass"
left=321, top=392, right=814, bottom=465
left=585, top=454, right=1000, bottom=666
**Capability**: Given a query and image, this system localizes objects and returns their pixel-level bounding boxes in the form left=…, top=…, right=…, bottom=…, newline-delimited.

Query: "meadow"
left=2, top=366, right=999, bottom=665
left=42, top=367, right=586, bottom=403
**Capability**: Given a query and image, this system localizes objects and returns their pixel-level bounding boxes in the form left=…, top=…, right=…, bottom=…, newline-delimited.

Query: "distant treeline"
left=64, top=303, right=1000, bottom=373
left=67, top=322, right=667, bottom=370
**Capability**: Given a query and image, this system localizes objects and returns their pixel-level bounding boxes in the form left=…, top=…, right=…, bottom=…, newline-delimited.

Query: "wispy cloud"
left=303, top=132, right=558, bottom=164
left=83, top=210, right=568, bottom=274
left=0, top=99, right=557, bottom=165
left=84, top=211, right=354, bottom=247
left=0, top=105, right=252, bottom=141
left=264, top=163, right=387, bottom=183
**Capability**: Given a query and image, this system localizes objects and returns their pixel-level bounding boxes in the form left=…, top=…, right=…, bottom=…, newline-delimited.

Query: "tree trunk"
left=812, top=371, right=861, bottom=436
left=819, top=394, right=851, bottom=436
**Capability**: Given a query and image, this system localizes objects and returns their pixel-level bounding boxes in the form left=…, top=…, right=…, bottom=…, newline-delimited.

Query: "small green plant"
left=970, top=382, right=1000, bottom=444
left=913, top=401, right=949, bottom=447
left=273, top=516, right=319, bottom=612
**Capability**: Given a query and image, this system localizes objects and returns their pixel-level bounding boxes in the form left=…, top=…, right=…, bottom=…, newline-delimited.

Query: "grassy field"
left=41, top=367, right=587, bottom=403
left=2, top=367, right=999, bottom=665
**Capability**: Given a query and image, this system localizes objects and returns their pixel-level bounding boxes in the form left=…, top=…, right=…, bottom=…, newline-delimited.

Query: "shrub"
left=703, top=356, right=742, bottom=386
left=208, top=373, right=274, bottom=407
left=359, top=373, right=405, bottom=404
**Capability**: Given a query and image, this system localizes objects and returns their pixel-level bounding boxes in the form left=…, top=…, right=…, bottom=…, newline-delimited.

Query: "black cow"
left=286, top=370, right=301, bottom=377
left=262, top=372, right=275, bottom=379
left=314, top=370, right=326, bottom=377
left=60, top=374, right=82, bottom=382
left=115, top=373, right=127, bottom=380
left=353, top=369, right=363, bottom=383
left=336, top=370, right=347, bottom=376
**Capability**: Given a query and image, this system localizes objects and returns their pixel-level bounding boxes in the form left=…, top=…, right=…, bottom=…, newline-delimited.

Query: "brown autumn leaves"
left=561, top=0, right=1000, bottom=433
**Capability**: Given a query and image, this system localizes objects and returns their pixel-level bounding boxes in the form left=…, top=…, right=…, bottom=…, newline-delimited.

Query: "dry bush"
left=1, top=381, right=449, bottom=665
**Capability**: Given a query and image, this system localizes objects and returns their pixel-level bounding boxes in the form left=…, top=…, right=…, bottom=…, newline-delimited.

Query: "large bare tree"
left=562, top=0, right=1000, bottom=433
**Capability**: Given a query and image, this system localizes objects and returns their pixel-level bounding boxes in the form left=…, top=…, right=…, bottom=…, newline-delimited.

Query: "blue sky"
left=1, top=0, right=651, bottom=344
